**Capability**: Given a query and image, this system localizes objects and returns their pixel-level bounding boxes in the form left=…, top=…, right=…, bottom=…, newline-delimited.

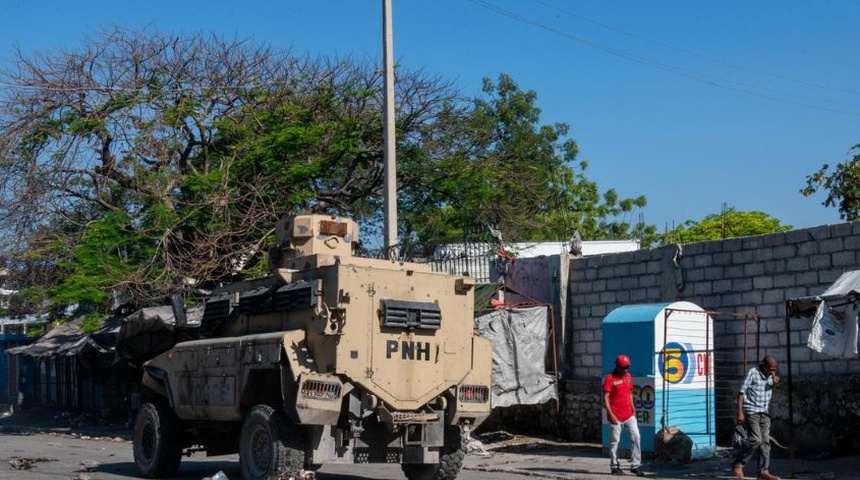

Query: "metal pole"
left=661, top=309, right=669, bottom=429
left=382, top=0, right=398, bottom=253
left=785, top=301, right=796, bottom=478
left=706, top=311, right=712, bottom=441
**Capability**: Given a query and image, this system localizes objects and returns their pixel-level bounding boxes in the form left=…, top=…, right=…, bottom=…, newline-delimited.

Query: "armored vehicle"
left=132, top=214, right=493, bottom=480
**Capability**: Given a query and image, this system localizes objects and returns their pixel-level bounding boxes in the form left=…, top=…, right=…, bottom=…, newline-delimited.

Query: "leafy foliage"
left=662, top=207, right=792, bottom=243
left=0, top=29, right=412, bottom=311
left=48, top=211, right=153, bottom=307
left=802, top=144, right=860, bottom=220
left=397, top=74, right=654, bottom=248
left=25, top=323, right=45, bottom=338
left=79, top=313, right=104, bottom=333
left=0, top=28, right=654, bottom=315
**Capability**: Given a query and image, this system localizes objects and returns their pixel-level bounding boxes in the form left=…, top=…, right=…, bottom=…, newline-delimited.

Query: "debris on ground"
left=478, top=431, right=517, bottom=444
left=274, top=470, right=315, bottom=480
left=203, top=469, right=315, bottom=480
left=8, top=456, right=58, bottom=470
left=476, top=430, right=591, bottom=453
left=78, top=458, right=100, bottom=471
left=466, top=435, right=491, bottom=456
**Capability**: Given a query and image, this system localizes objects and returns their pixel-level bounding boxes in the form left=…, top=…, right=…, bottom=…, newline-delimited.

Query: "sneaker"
left=757, top=472, right=780, bottom=480
left=631, top=467, right=645, bottom=477
left=733, top=463, right=745, bottom=479
left=611, top=467, right=625, bottom=476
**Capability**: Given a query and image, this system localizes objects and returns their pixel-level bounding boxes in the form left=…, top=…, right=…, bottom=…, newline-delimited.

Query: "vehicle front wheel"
left=239, top=404, right=305, bottom=480
left=402, top=425, right=465, bottom=480
left=132, top=402, right=183, bottom=478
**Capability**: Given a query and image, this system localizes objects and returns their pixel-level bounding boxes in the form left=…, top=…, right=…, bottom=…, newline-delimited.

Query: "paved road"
left=0, top=430, right=578, bottom=480
left=4, top=430, right=859, bottom=480
left=2, top=410, right=859, bottom=480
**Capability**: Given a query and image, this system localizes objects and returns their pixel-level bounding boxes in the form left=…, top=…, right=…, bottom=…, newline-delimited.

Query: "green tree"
left=802, top=144, right=860, bottom=220
left=396, top=74, right=654, bottom=247
left=0, top=29, right=656, bottom=314
left=0, top=28, right=453, bottom=311
left=663, top=207, right=792, bottom=244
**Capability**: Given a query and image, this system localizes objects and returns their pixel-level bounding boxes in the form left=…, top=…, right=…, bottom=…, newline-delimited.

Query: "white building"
left=427, top=239, right=640, bottom=283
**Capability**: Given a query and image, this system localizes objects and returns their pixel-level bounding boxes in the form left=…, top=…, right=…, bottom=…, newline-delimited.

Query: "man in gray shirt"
left=733, top=355, right=780, bottom=480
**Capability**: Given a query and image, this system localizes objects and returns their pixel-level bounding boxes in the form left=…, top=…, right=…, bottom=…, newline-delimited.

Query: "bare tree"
left=0, top=27, right=457, bottom=309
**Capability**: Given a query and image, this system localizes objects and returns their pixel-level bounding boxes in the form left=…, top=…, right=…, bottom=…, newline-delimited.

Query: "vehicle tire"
left=239, top=404, right=305, bottom=480
left=132, top=402, right=183, bottom=478
left=402, top=426, right=465, bottom=480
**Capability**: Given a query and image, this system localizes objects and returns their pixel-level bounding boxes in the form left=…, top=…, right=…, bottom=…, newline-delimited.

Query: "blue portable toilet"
left=601, top=301, right=715, bottom=459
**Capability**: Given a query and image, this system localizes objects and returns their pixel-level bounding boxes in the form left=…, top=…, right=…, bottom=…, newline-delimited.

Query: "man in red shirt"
left=603, top=354, right=644, bottom=476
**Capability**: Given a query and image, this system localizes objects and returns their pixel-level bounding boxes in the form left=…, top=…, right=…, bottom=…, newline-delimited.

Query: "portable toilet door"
left=602, top=301, right=716, bottom=459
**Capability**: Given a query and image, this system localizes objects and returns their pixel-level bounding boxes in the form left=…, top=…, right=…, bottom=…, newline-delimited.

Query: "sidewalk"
left=467, top=435, right=860, bottom=480
left=2, top=404, right=858, bottom=480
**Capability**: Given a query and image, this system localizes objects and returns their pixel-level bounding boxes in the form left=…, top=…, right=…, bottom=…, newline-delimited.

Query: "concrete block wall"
left=506, top=221, right=860, bottom=451
left=565, top=221, right=860, bottom=381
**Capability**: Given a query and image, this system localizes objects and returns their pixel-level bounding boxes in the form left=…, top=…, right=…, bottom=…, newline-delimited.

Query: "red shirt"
left=603, top=370, right=634, bottom=421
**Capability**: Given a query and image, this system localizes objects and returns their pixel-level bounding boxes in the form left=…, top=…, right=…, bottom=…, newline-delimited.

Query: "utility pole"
left=382, top=0, right=398, bottom=254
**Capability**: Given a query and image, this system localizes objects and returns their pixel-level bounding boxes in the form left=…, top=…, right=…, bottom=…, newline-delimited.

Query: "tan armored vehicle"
left=132, top=214, right=493, bottom=480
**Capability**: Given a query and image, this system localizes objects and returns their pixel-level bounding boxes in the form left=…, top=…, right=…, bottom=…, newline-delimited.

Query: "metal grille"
left=300, top=380, right=341, bottom=401
left=200, top=293, right=233, bottom=336
left=380, top=300, right=442, bottom=330
left=238, top=287, right=273, bottom=314
left=273, top=281, right=316, bottom=310
left=458, top=384, right=490, bottom=403
left=202, top=293, right=232, bottom=320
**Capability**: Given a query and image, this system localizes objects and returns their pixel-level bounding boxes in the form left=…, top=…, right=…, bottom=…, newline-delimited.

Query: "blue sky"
left=2, top=0, right=858, bottom=235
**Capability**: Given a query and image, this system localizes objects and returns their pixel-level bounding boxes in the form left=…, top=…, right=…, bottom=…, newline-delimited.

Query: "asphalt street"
left=1, top=407, right=857, bottom=480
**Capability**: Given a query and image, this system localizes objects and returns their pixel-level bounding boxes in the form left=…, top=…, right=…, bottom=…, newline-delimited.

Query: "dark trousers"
left=734, top=412, right=771, bottom=473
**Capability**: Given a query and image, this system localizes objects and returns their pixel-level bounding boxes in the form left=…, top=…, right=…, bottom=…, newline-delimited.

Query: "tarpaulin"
left=114, top=305, right=202, bottom=364
left=787, top=270, right=860, bottom=359
left=474, top=305, right=557, bottom=407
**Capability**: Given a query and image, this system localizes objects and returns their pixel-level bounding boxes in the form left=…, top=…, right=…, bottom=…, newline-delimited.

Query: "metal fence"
left=360, top=225, right=500, bottom=284
left=657, top=308, right=761, bottom=448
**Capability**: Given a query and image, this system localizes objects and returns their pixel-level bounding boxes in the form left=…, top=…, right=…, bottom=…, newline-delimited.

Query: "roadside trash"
left=467, top=436, right=491, bottom=456
left=8, top=457, right=57, bottom=470
left=79, top=458, right=99, bottom=471
left=655, top=426, right=692, bottom=464
left=9, top=458, right=33, bottom=470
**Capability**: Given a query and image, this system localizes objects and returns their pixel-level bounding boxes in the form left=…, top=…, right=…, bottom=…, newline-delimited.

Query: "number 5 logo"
left=658, top=342, right=693, bottom=384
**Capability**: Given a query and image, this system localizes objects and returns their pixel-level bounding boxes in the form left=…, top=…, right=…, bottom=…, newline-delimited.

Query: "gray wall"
left=564, top=221, right=860, bottom=379
left=506, top=221, right=860, bottom=451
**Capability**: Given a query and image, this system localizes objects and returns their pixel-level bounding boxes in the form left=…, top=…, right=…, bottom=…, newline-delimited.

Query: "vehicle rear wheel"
left=402, top=425, right=465, bottom=480
left=239, top=404, right=305, bottom=480
left=132, top=402, right=183, bottom=478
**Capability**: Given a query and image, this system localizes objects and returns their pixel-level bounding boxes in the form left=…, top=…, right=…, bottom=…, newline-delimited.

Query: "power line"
left=1, top=3, right=857, bottom=116
left=530, top=0, right=860, bottom=98
left=467, top=0, right=860, bottom=117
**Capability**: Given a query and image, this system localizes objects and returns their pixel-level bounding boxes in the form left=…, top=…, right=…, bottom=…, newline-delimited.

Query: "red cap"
left=616, top=354, right=631, bottom=368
